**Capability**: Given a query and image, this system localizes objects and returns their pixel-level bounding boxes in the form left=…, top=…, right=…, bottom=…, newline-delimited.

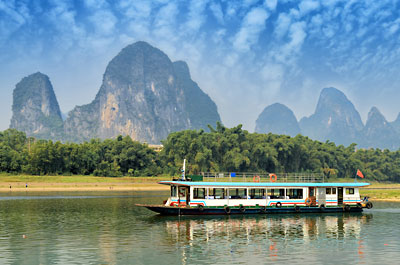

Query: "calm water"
left=0, top=191, right=399, bottom=265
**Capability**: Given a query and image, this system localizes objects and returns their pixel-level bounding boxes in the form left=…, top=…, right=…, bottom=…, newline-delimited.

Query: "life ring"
left=269, top=173, right=277, bottom=182
left=344, top=204, right=351, bottom=211
left=294, top=205, right=300, bottom=212
left=239, top=205, right=246, bottom=213
left=253, top=175, right=260, bottom=182
left=319, top=204, right=326, bottom=211
left=366, top=202, right=373, bottom=209
left=224, top=206, right=231, bottom=214
left=276, top=202, right=282, bottom=208
left=197, top=204, right=204, bottom=212
left=305, top=197, right=312, bottom=206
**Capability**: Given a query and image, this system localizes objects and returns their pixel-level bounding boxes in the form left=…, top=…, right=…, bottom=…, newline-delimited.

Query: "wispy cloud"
left=233, top=7, right=269, bottom=52
left=1, top=0, right=400, bottom=130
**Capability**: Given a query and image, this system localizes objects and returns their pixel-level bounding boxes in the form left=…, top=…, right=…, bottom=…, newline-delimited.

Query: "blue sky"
left=1, top=0, right=400, bottom=131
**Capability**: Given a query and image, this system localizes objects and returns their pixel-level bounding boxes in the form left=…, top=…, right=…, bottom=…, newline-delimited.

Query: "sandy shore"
left=0, top=182, right=169, bottom=192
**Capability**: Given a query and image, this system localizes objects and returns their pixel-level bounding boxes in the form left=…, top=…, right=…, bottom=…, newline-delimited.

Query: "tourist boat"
left=140, top=170, right=373, bottom=216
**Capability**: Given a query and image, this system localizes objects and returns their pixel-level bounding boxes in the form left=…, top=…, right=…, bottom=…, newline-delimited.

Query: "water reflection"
left=154, top=214, right=373, bottom=264
left=161, top=214, right=372, bottom=243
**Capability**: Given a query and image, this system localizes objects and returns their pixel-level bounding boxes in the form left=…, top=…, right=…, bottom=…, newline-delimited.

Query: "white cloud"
left=0, top=0, right=30, bottom=44
left=298, top=0, right=320, bottom=16
left=183, top=1, right=209, bottom=34
left=264, top=0, right=277, bottom=11
left=233, top=7, right=269, bottom=52
left=243, top=0, right=259, bottom=8
left=274, top=12, right=291, bottom=39
left=153, top=2, right=179, bottom=41
left=274, top=21, right=307, bottom=64
left=0, top=1, right=27, bottom=25
left=118, top=0, right=152, bottom=19
left=260, top=63, right=284, bottom=95
left=383, top=18, right=400, bottom=37
left=84, top=0, right=108, bottom=9
left=209, top=2, right=224, bottom=24
left=225, top=1, right=240, bottom=20
left=89, top=10, right=117, bottom=36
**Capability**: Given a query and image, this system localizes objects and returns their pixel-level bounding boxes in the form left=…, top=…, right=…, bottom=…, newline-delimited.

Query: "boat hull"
left=140, top=205, right=364, bottom=216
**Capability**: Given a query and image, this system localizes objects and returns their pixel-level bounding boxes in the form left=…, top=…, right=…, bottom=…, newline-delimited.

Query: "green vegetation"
left=1, top=123, right=400, bottom=182
left=0, top=129, right=161, bottom=177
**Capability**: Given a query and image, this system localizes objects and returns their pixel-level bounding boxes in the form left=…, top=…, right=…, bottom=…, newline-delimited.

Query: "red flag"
left=357, top=169, right=364, bottom=178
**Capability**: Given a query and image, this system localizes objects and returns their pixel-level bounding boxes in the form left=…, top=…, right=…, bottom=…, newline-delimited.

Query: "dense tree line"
left=0, top=129, right=161, bottom=177
left=1, top=124, right=400, bottom=181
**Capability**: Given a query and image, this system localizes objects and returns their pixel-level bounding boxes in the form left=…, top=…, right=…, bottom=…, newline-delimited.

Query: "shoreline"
left=0, top=182, right=169, bottom=192
left=1, top=177, right=400, bottom=201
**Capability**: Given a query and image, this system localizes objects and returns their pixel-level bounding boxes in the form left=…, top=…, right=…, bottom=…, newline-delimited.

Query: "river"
left=0, top=191, right=398, bottom=264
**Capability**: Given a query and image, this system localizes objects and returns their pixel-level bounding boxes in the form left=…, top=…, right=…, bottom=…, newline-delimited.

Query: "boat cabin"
left=160, top=181, right=369, bottom=208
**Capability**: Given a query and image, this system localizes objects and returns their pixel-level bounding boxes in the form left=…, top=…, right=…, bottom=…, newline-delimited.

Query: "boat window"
left=287, top=189, right=303, bottom=199
left=178, top=187, right=186, bottom=197
left=193, top=188, right=205, bottom=199
left=268, top=189, right=285, bottom=199
left=209, top=188, right=225, bottom=199
left=249, top=189, right=266, bottom=199
left=326, top=188, right=337, bottom=195
left=171, top=186, right=177, bottom=197
left=228, top=188, right=247, bottom=199
left=346, top=188, right=354, bottom=195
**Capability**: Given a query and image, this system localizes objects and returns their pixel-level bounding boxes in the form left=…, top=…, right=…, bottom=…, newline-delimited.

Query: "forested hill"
left=1, top=125, right=400, bottom=182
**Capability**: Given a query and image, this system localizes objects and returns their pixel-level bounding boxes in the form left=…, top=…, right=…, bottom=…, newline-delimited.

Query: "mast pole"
left=181, top=159, right=186, bottom=181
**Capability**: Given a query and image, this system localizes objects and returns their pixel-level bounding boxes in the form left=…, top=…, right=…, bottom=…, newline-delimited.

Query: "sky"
left=1, top=0, right=400, bottom=131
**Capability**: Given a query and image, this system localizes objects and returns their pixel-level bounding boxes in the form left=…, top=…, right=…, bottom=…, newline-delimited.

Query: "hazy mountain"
left=255, top=103, right=300, bottom=137
left=63, top=41, right=220, bottom=143
left=299, top=87, right=364, bottom=146
left=10, top=72, right=63, bottom=139
left=391, top=113, right=400, bottom=134
left=362, top=107, right=399, bottom=149
left=173, top=61, right=220, bottom=130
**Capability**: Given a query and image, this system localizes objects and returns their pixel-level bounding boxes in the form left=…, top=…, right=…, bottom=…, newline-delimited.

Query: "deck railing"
left=197, top=172, right=325, bottom=183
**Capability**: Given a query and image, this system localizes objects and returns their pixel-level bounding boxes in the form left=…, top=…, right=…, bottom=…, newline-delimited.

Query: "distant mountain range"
left=9, top=42, right=400, bottom=149
left=9, top=41, right=221, bottom=143
left=255, top=87, right=400, bottom=150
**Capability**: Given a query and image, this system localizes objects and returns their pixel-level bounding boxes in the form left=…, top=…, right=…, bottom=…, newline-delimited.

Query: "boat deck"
left=138, top=204, right=364, bottom=216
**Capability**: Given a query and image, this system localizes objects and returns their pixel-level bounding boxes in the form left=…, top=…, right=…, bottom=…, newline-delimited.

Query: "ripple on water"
left=0, top=193, right=398, bottom=264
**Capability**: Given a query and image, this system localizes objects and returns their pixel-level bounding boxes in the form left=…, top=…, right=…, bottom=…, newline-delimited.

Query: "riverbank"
left=0, top=175, right=171, bottom=192
left=1, top=174, right=400, bottom=200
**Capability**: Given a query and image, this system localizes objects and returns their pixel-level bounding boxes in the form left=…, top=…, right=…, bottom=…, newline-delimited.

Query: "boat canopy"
left=158, top=181, right=370, bottom=188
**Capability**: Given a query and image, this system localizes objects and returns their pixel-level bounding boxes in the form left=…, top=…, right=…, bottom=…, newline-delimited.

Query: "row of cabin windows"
left=326, top=188, right=355, bottom=195
left=173, top=187, right=355, bottom=199
left=173, top=187, right=356, bottom=198
left=191, top=188, right=304, bottom=200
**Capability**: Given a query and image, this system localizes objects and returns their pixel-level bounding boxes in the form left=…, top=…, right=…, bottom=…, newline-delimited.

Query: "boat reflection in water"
left=157, top=213, right=372, bottom=263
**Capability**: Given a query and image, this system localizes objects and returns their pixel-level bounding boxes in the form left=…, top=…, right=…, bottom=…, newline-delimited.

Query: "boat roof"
left=159, top=181, right=370, bottom=188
